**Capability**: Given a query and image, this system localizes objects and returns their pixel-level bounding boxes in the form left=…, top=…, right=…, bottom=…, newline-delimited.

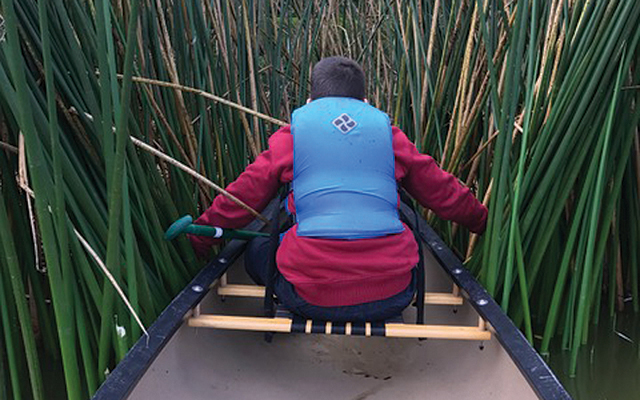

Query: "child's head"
left=310, top=57, right=365, bottom=101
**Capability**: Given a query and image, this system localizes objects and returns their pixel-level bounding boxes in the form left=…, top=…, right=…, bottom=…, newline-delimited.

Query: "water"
left=547, top=309, right=640, bottom=400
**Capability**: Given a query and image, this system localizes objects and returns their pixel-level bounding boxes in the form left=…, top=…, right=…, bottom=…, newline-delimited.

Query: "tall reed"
left=0, top=0, right=639, bottom=397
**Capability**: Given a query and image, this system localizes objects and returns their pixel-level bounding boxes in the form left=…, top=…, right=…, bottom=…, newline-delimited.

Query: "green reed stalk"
left=97, top=0, right=142, bottom=377
left=0, top=241, right=24, bottom=400
left=1, top=0, right=78, bottom=397
left=502, top=0, right=538, bottom=314
left=540, top=149, right=597, bottom=354
left=569, top=48, right=625, bottom=376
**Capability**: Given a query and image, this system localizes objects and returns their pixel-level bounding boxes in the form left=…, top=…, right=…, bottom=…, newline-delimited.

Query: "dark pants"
left=245, top=237, right=415, bottom=322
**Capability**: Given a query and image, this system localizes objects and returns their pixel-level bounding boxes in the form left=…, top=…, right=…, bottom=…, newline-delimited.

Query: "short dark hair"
left=310, top=57, right=366, bottom=100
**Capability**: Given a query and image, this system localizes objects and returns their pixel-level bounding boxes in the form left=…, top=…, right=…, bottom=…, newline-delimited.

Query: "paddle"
left=165, top=215, right=269, bottom=241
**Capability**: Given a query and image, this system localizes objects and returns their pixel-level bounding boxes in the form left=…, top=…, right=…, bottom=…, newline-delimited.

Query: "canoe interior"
left=127, top=248, right=539, bottom=400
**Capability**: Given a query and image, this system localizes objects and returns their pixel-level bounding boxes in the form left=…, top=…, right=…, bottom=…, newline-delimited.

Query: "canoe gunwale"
left=92, top=199, right=571, bottom=400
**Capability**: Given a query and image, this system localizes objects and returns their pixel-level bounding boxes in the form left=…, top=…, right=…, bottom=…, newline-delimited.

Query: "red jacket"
left=190, top=126, right=487, bottom=307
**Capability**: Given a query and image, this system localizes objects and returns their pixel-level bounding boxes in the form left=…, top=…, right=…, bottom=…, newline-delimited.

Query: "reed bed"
left=0, top=0, right=638, bottom=398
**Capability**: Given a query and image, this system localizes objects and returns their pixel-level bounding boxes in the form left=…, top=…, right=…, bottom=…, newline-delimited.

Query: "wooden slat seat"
left=195, top=274, right=490, bottom=342
left=188, top=314, right=491, bottom=341
left=190, top=283, right=490, bottom=341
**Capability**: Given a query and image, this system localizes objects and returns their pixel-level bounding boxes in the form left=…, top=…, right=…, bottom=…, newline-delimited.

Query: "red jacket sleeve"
left=189, top=126, right=293, bottom=257
left=393, top=127, right=488, bottom=234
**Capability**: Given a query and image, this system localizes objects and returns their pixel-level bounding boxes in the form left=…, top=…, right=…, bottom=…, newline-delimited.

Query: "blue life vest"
left=292, top=97, right=404, bottom=239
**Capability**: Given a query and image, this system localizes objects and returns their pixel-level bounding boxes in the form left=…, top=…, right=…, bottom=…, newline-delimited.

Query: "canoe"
left=92, top=200, right=572, bottom=400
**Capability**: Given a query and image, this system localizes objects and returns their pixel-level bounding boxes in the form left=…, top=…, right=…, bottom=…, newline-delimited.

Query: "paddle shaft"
left=183, top=225, right=268, bottom=240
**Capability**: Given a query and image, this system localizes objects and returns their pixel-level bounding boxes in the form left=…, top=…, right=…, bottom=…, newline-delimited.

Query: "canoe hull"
left=128, top=251, right=536, bottom=400
left=93, top=201, right=571, bottom=400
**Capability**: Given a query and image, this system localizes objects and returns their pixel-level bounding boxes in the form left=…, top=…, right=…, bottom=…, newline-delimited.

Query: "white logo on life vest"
left=332, top=113, right=357, bottom=134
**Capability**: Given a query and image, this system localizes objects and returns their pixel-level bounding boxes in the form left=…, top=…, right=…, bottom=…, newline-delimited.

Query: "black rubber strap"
left=351, top=322, right=366, bottom=336
left=414, top=222, right=426, bottom=325
left=399, top=190, right=425, bottom=324
left=311, top=320, right=326, bottom=334
left=263, top=211, right=279, bottom=318
left=371, top=322, right=386, bottom=337
left=291, top=316, right=306, bottom=333
left=332, top=322, right=346, bottom=335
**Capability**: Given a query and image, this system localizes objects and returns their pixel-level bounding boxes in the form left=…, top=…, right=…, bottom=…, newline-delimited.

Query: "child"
left=190, top=56, right=487, bottom=322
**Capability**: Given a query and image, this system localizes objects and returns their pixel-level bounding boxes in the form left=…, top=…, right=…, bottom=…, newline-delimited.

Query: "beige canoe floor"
left=129, top=250, right=539, bottom=400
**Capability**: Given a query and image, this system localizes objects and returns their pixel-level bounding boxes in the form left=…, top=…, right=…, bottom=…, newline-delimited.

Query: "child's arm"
left=393, top=127, right=487, bottom=234
left=189, top=126, right=293, bottom=257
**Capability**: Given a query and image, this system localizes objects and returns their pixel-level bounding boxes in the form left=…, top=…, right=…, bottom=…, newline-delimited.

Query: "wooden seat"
left=187, top=278, right=491, bottom=341
left=188, top=314, right=491, bottom=341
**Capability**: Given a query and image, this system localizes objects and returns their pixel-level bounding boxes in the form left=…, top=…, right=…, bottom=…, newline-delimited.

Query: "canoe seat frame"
left=187, top=273, right=491, bottom=341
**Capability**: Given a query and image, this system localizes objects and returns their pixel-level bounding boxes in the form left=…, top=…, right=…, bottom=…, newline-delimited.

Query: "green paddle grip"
left=165, top=215, right=268, bottom=241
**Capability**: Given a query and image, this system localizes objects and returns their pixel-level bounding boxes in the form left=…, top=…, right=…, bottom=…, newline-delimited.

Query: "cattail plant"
left=0, top=0, right=638, bottom=398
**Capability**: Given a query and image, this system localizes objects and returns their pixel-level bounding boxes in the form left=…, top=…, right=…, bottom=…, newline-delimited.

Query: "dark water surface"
left=547, top=309, right=640, bottom=400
